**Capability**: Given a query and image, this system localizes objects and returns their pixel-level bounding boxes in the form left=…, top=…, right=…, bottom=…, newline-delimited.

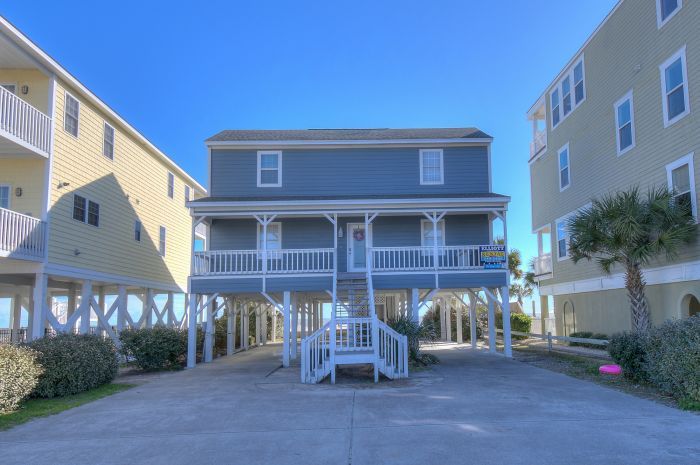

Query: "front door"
left=347, top=223, right=371, bottom=272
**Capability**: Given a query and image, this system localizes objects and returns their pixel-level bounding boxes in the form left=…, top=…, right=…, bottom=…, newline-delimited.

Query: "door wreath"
left=353, top=229, right=365, bottom=241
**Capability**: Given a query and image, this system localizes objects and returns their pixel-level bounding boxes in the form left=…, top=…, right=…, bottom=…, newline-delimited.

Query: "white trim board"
left=206, top=138, right=493, bottom=149
left=44, top=263, right=185, bottom=293
left=539, top=259, right=700, bottom=296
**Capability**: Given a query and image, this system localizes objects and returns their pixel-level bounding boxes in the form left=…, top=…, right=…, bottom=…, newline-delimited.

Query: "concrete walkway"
left=1, top=343, right=699, bottom=465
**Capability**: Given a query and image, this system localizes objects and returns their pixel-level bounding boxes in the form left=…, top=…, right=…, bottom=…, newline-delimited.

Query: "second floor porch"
left=0, top=206, right=46, bottom=261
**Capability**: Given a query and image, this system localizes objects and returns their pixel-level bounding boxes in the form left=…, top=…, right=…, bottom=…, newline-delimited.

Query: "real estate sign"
left=479, top=245, right=506, bottom=269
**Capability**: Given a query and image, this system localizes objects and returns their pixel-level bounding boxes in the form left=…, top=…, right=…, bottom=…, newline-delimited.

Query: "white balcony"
left=0, top=207, right=46, bottom=260
left=0, top=85, right=52, bottom=158
left=370, top=245, right=494, bottom=272
left=193, top=248, right=335, bottom=276
left=534, top=252, right=553, bottom=278
left=530, top=129, right=547, bottom=159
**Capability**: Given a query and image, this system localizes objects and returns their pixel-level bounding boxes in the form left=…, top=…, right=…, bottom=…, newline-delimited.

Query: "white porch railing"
left=0, top=207, right=46, bottom=259
left=530, top=129, right=547, bottom=159
left=301, top=321, right=332, bottom=383
left=534, top=252, right=553, bottom=276
left=370, top=245, right=483, bottom=272
left=377, top=320, right=408, bottom=379
left=0, top=86, right=52, bottom=156
left=335, top=317, right=373, bottom=352
left=192, top=248, right=334, bottom=276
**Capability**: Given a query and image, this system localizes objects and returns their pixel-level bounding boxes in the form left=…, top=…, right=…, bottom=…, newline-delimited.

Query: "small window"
left=87, top=201, right=99, bottom=227
left=184, top=185, right=190, bottom=206
left=562, top=76, right=572, bottom=116
left=551, top=57, right=585, bottom=129
left=167, top=172, right=174, bottom=198
left=103, top=122, right=115, bottom=160
left=558, top=144, right=570, bottom=191
left=615, top=91, right=635, bottom=155
left=660, top=47, right=690, bottom=127
left=257, top=151, right=282, bottom=187
left=0, top=185, right=10, bottom=209
left=556, top=219, right=569, bottom=260
left=419, top=149, right=444, bottom=185
left=72, top=194, right=99, bottom=227
left=666, top=153, right=696, bottom=219
left=134, top=220, right=142, bottom=242
left=421, top=219, right=445, bottom=247
left=551, top=89, right=560, bottom=127
left=257, top=222, right=282, bottom=250
left=159, top=226, right=166, bottom=256
left=64, top=92, right=80, bottom=137
left=574, top=61, right=585, bottom=105
left=1, top=83, right=16, bottom=94
left=657, top=0, right=681, bottom=28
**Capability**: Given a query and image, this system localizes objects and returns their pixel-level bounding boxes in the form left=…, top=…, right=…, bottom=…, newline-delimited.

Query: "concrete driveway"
left=1, top=343, right=699, bottom=465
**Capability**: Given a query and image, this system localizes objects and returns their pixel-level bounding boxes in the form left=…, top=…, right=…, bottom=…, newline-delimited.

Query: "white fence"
left=0, top=85, right=52, bottom=155
left=193, top=248, right=334, bottom=276
left=370, top=245, right=483, bottom=272
left=301, top=322, right=332, bottom=383
left=0, top=207, right=46, bottom=259
left=530, top=129, right=547, bottom=158
left=377, top=320, right=409, bottom=379
left=335, top=317, right=373, bottom=352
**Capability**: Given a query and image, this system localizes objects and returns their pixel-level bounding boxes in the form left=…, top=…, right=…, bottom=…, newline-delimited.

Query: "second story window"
left=660, top=47, right=690, bottom=127
left=257, top=222, right=282, bottom=250
left=184, top=185, right=191, bottom=206
left=615, top=91, right=635, bottom=155
left=73, top=194, right=99, bottom=227
left=666, top=153, right=696, bottom=219
left=0, top=185, right=10, bottom=209
left=421, top=219, right=445, bottom=247
left=257, top=151, right=282, bottom=187
left=134, top=220, right=142, bottom=242
left=64, top=92, right=80, bottom=137
left=167, top=172, right=174, bottom=198
left=551, top=89, right=560, bottom=127
left=419, top=149, right=444, bottom=185
left=558, top=144, right=570, bottom=191
left=103, top=122, right=115, bottom=160
left=556, top=219, right=569, bottom=260
left=657, top=0, right=681, bottom=28
left=550, top=57, right=585, bottom=129
left=159, top=226, right=166, bottom=256
left=562, top=77, right=572, bottom=116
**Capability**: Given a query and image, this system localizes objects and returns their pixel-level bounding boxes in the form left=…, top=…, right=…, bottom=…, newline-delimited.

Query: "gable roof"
left=206, top=128, right=492, bottom=143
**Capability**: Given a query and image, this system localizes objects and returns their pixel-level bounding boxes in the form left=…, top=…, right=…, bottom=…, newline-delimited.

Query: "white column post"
left=283, top=291, right=291, bottom=367
left=117, top=286, right=127, bottom=333
left=166, top=292, right=175, bottom=327
left=438, top=297, right=446, bottom=340
left=11, top=293, right=22, bottom=343
left=226, top=298, right=234, bottom=355
left=97, top=286, right=106, bottom=336
left=487, top=290, right=496, bottom=354
left=255, top=303, right=262, bottom=346
left=501, top=285, right=512, bottom=357
left=204, top=296, right=215, bottom=363
left=187, top=293, right=197, bottom=368
left=291, top=292, right=298, bottom=359
left=143, top=289, right=153, bottom=329
left=243, top=303, right=250, bottom=350
left=79, top=280, right=92, bottom=334
left=262, top=305, right=269, bottom=344
left=469, top=292, right=478, bottom=349
left=410, top=288, right=419, bottom=323
left=30, top=273, right=48, bottom=339
left=67, top=284, right=77, bottom=329
left=232, top=300, right=238, bottom=350
left=271, top=307, right=277, bottom=342
left=455, top=297, right=463, bottom=344
left=300, top=298, right=307, bottom=341
left=445, top=296, right=452, bottom=342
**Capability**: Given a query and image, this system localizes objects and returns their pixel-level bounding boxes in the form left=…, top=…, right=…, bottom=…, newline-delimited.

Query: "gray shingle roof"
left=206, top=128, right=492, bottom=142
left=191, top=193, right=509, bottom=203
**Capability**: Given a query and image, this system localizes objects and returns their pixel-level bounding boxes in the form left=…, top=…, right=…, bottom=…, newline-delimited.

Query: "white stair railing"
left=0, top=86, right=52, bottom=155
left=301, top=321, right=332, bottom=383
left=335, top=317, right=373, bottom=352
left=0, top=207, right=46, bottom=259
left=377, top=320, right=409, bottom=379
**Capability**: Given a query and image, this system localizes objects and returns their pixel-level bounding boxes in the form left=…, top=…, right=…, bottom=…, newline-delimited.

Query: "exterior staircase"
left=300, top=272, right=409, bottom=384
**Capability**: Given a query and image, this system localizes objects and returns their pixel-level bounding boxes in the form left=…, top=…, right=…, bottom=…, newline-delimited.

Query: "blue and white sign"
left=479, top=245, right=506, bottom=269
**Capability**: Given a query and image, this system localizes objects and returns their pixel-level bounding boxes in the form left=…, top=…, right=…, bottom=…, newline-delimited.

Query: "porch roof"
left=190, top=192, right=509, bottom=204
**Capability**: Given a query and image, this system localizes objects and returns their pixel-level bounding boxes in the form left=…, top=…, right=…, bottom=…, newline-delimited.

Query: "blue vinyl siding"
left=372, top=272, right=506, bottom=290
left=210, top=146, right=489, bottom=197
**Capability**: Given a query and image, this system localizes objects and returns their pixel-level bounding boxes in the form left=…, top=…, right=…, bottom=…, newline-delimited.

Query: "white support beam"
left=501, top=285, right=512, bottom=357
left=282, top=291, right=290, bottom=367
left=187, top=293, right=197, bottom=368
left=410, top=288, right=420, bottom=323
left=487, top=289, right=496, bottom=354
left=455, top=297, right=463, bottom=344
left=290, top=293, right=298, bottom=359
left=204, top=296, right=215, bottom=363
left=468, top=292, right=477, bottom=349
left=226, top=297, right=234, bottom=355
left=117, top=286, right=127, bottom=333
left=79, top=280, right=93, bottom=334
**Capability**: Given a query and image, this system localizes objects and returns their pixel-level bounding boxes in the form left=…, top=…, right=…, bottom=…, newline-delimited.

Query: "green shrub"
left=495, top=312, right=532, bottom=339
left=644, top=317, right=700, bottom=403
left=119, top=327, right=187, bottom=371
left=608, top=331, right=648, bottom=383
left=569, top=331, right=609, bottom=349
left=389, top=314, right=438, bottom=366
left=29, top=334, right=118, bottom=398
left=0, top=344, right=43, bottom=412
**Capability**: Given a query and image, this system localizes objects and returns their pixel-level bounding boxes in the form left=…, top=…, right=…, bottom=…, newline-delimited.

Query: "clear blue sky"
left=2, top=0, right=616, bottom=308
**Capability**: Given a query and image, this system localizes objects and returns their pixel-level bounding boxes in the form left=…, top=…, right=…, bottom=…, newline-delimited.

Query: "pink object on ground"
left=599, top=364, right=622, bottom=375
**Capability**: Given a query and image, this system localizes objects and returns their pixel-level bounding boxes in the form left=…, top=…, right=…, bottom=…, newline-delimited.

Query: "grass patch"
left=0, top=383, right=134, bottom=431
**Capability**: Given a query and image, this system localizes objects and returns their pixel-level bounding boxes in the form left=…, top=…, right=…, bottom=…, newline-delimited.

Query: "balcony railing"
left=370, top=245, right=486, bottom=272
left=529, top=129, right=547, bottom=159
left=193, top=248, right=335, bottom=276
left=0, top=207, right=46, bottom=260
left=534, top=252, right=553, bottom=277
left=0, top=85, right=52, bottom=156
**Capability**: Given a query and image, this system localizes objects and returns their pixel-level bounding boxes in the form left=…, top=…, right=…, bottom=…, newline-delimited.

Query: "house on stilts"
left=186, top=128, right=513, bottom=383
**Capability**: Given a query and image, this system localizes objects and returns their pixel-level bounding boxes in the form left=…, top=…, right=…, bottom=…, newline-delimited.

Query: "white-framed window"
left=257, top=151, right=282, bottom=187
left=420, top=219, right=446, bottom=247
left=103, top=122, right=115, bottom=160
left=419, top=149, right=444, bottom=185
left=72, top=194, right=99, bottom=227
left=666, top=152, right=697, bottom=220
left=558, top=144, right=571, bottom=191
left=257, top=222, right=282, bottom=250
left=656, top=0, right=682, bottom=28
left=614, top=90, right=636, bottom=155
left=167, top=172, right=174, bottom=198
left=159, top=226, right=166, bottom=256
left=550, top=56, right=585, bottom=129
left=0, top=184, right=10, bottom=209
left=184, top=185, right=190, bottom=206
left=660, top=46, right=690, bottom=127
left=555, top=217, right=570, bottom=261
left=64, top=91, right=80, bottom=137
left=0, top=83, right=17, bottom=94
left=134, top=220, right=142, bottom=242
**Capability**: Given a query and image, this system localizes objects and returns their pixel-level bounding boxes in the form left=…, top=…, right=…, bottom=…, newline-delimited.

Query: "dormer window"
left=257, top=151, right=282, bottom=187
left=550, top=57, right=585, bottom=129
left=419, top=149, right=444, bottom=185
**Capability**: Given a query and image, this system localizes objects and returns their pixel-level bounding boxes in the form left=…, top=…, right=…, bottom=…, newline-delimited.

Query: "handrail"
left=193, top=248, right=335, bottom=276
left=0, top=207, right=46, bottom=259
left=370, top=245, right=484, bottom=271
left=335, top=317, right=373, bottom=352
left=0, top=86, right=52, bottom=155
left=377, top=319, right=409, bottom=379
left=301, top=321, right=332, bottom=383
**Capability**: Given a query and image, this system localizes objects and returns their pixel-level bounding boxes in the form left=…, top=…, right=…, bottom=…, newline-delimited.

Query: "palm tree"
left=567, top=186, right=696, bottom=332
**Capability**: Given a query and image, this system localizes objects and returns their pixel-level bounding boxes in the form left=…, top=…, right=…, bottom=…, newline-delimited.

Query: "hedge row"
left=608, top=316, right=700, bottom=403
left=119, top=327, right=187, bottom=371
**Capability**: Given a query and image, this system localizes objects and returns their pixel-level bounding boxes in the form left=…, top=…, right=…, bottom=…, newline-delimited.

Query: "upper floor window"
left=660, top=47, right=690, bottom=127
left=550, top=57, right=585, bottom=129
left=657, top=0, right=681, bottom=28
left=558, top=144, right=570, bottom=191
left=421, top=219, right=445, bottom=246
left=134, top=220, right=142, bottom=242
left=64, top=92, right=80, bottom=137
left=556, top=218, right=569, bottom=260
left=666, top=153, right=697, bottom=219
left=419, top=149, right=444, bottom=185
left=167, top=172, right=174, bottom=198
left=615, top=91, right=636, bottom=155
left=103, top=122, right=115, bottom=160
left=159, top=226, right=166, bottom=256
left=184, top=185, right=191, bottom=206
left=257, top=222, right=282, bottom=250
left=73, top=194, right=99, bottom=227
left=0, top=185, right=10, bottom=209
left=257, top=151, right=282, bottom=187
